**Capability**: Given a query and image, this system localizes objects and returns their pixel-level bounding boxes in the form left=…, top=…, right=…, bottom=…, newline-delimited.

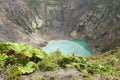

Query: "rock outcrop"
left=0, top=0, right=120, bottom=53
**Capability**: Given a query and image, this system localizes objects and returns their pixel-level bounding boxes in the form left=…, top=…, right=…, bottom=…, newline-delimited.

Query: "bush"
left=38, top=56, right=58, bottom=71
left=4, top=65, right=22, bottom=80
left=0, top=42, right=47, bottom=74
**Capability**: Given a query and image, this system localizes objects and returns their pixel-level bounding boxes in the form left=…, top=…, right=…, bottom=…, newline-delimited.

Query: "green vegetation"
left=0, top=42, right=47, bottom=74
left=0, top=42, right=120, bottom=79
left=27, top=0, right=39, bottom=10
left=4, top=65, right=22, bottom=80
left=47, top=1, right=64, bottom=7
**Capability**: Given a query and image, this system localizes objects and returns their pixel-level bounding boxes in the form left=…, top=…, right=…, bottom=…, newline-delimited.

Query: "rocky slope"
left=0, top=0, right=120, bottom=53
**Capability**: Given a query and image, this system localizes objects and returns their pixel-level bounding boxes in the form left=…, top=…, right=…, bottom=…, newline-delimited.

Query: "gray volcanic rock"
left=22, top=68, right=82, bottom=80
left=22, top=68, right=117, bottom=80
left=0, top=0, right=120, bottom=53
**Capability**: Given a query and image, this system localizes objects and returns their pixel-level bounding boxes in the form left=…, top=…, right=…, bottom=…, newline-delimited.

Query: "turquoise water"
left=42, top=39, right=92, bottom=57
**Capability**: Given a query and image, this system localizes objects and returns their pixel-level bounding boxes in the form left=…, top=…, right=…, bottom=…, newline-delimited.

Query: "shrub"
left=0, top=42, right=47, bottom=74
left=4, top=65, right=22, bottom=80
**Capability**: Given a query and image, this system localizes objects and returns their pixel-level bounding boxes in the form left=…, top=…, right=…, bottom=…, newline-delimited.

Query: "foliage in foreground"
left=0, top=42, right=47, bottom=74
left=0, top=42, right=120, bottom=79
